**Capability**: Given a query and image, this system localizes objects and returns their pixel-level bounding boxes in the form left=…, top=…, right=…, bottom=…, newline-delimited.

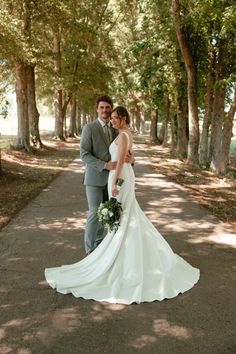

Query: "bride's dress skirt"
left=45, top=142, right=200, bottom=304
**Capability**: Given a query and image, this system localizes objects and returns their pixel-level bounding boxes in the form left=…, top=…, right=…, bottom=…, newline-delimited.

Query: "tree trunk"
left=150, top=108, right=159, bottom=143
left=53, top=30, right=65, bottom=140
left=158, top=120, right=165, bottom=143
left=171, top=0, right=199, bottom=164
left=26, top=65, right=42, bottom=148
left=54, top=89, right=65, bottom=140
left=176, top=78, right=188, bottom=158
left=14, top=0, right=31, bottom=151
left=199, top=51, right=214, bottom=166
left=210, top=39, right=228, bottom=173
left=64, top=94, right=72, bottom=137
left=162, top=95, right=170, bottom=146
left=219, top=85, right=236, bottom=174
left=140, top=111, right=145, bottom=134
left=82, top=111, right=87, bottom=127
left=68, top=95, right=77, bottom=137
left=53, top=90, right=71, bottom=140
left=130, top=110, right=135, bottom=130
left=15, top=61, right=31, bottom=151
left=170, top=112, right=178, bottom=151
left=87, top=109, right=93, bottom=123
left=135, top=108, right=141, bottom=132
left=76, top=106, right=82, bottom=134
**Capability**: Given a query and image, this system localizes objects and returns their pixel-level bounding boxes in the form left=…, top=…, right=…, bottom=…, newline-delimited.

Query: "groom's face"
left=97, top=101, right=112, bottom=123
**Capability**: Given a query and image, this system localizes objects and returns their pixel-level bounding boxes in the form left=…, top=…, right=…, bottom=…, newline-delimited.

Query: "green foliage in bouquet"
left=97, top=197, right=123, bottom=233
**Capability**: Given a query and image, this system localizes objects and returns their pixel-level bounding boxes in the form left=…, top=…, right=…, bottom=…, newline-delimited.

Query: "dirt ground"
left=0, top=137, right=79, bottom=230
left=134, top=135, right=236, bottom=233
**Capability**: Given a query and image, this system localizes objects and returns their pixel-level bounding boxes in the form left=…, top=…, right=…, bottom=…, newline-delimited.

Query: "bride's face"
left=111, top=112, right=125, bottom=130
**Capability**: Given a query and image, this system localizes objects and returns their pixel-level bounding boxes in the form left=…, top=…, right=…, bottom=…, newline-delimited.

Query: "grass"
left=0, top=135, right=79, bottom=230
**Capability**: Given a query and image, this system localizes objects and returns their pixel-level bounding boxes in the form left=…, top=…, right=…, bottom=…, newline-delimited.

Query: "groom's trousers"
left=84, top=185, right=109, bottom=253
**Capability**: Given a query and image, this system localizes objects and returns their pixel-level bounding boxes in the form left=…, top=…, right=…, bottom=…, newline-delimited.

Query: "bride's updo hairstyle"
left=111, top=106, right=130, bottom=125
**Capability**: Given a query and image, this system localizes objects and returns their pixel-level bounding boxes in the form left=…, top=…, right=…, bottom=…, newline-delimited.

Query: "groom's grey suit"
left=80, top=118, right=118, bottom=253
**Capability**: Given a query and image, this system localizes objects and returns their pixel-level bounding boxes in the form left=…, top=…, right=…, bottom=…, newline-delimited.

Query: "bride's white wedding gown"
left=45, top=136, right=200, bottom=304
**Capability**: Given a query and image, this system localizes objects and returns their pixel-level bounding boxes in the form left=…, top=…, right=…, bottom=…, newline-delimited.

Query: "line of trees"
left=110, top=0, right=236, bottom=175
left=0, top=0, right=115, bottom=150
left=0, top=0, right=236, bottom=175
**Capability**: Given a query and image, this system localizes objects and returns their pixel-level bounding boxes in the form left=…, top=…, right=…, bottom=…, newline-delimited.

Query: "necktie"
left=103, top=124, right=111, bottom=145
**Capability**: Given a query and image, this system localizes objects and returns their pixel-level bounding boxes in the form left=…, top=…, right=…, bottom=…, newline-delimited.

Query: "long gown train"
left=45, top=138, right=200, bottom=304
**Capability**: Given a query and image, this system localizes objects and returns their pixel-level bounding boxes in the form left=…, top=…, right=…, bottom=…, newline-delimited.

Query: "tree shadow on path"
left=0, top=148, right=236, bottom=353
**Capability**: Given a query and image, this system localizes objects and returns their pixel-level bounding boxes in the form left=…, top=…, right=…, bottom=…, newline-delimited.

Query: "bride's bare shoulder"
left=121, top=130, right=133, bottom=139
left=120, top=130, right=133, bottom=152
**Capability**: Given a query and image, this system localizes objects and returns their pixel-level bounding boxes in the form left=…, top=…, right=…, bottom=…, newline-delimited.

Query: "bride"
left=45, top=106, right=200, bottom=304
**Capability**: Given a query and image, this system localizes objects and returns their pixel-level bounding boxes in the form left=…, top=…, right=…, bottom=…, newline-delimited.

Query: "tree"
left=0, top=0, right=43, bottom=150
left=0, top=97, right=9, bottom=173
left=210, top=39, right=228, bottom=172
left=199, top=44, right=215, bottom=166
left=171, top=0, right=199, bottom=165
left=219, top=85, right=236, bottom=174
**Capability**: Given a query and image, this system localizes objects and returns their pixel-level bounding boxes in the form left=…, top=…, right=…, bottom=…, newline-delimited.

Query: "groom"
left=80, top=95, right=118, bottom=255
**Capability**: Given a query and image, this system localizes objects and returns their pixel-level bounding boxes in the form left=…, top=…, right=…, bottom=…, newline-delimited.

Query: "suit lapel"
left=94, top=119, right=110, bottom=147
left=95, top=119, right=118, bottom=146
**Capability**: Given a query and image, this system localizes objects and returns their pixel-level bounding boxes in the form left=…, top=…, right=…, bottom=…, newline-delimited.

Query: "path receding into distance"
left=0, top=140, right=235, bottom=354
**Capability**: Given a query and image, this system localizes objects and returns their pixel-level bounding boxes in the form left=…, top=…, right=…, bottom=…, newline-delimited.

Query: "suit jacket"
left=80, top=119, right=118, bottom=186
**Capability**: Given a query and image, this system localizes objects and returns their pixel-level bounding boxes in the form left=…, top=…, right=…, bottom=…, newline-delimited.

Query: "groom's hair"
left=96, top=95, right=113, bottom=108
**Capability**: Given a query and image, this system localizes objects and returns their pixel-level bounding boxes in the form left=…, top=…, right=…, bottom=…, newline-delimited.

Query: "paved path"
left=0, top=143, right=236, bottom=354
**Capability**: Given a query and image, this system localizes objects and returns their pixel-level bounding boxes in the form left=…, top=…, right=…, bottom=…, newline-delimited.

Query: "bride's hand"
left=112, top=185, right=119, bottom=197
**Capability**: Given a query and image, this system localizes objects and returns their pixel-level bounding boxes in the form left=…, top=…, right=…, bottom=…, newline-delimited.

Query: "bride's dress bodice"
left=108, top=140, right=135, bottom=203
left=109, top=138, right=119, bottom=161
left=45, top=135, right=200, bottom=304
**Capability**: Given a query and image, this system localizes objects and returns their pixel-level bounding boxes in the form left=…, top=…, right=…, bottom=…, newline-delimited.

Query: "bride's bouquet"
left=97, top=178, right=124, bottom=233
left=97, top=198, right=122, bottom=233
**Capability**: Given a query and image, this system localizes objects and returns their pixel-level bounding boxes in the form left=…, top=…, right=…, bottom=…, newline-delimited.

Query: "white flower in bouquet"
left=96, top=197, right=123, bottom=233
left=101, top=208, right=109, bottom=216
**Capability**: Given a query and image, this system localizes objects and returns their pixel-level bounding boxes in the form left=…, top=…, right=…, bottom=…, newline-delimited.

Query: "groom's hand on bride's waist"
left=125, top=150, right=135, bottom=165
left=104, top=161, right=117, bottom=170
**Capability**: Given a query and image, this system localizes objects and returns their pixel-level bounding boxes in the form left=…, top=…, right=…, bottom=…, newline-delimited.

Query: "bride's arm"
left=111, top=133, right=129, bottom=197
